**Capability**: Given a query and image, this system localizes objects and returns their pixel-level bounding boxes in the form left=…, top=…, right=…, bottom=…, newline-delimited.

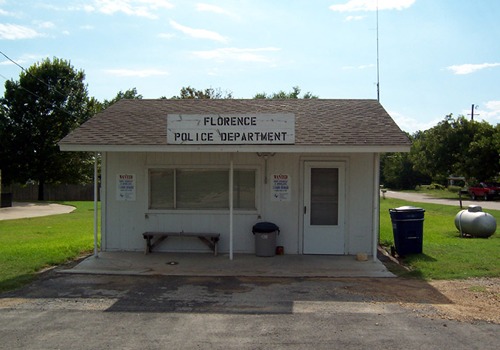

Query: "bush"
left=447, top=185, right=463, bottom=193
left=427, top=183, right=445, bottom=190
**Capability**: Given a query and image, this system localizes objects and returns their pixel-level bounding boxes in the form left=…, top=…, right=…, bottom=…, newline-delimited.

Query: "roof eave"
left=59, top=143, right=411, bottom=153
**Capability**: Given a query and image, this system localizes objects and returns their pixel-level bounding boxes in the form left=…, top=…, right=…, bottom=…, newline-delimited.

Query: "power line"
left=0, top=72, right=74, bottom=118
left=0, top=50, right=68, bottom=99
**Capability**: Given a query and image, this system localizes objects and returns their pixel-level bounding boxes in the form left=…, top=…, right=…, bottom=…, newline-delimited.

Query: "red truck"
left=468, top=182, right=500, bottom=200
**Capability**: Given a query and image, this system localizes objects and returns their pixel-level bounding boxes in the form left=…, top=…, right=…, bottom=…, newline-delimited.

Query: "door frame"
left=301, top=160, right=347, bottom=255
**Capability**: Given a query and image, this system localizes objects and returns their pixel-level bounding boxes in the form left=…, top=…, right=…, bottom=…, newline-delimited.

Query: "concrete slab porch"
left=62, top=252, right=396, bottom=278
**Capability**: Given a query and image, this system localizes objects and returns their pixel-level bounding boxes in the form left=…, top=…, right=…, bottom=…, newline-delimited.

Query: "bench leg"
left=197, top=236, right=219, bottom=256
left=144, top=236, right=152, bottom=254
left=214, top=239, right=218, bottom=257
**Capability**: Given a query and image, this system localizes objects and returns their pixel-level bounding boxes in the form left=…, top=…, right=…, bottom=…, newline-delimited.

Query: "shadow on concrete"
left=1, top=263, right=453, bottom=315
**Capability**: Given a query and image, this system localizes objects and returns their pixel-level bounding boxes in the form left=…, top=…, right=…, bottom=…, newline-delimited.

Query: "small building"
left=59, top=99, right=410, bottom=258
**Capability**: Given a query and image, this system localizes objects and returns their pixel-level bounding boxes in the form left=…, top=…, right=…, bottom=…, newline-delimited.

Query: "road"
left=384, top=191, right=500, bottom=210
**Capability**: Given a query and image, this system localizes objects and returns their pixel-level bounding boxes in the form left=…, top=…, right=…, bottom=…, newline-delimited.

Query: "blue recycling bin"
left=389, top=206, right=425, bottom=256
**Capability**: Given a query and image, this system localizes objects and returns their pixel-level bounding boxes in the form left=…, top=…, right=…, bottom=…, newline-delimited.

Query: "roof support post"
left=372, top=153, right=380, bottom=261
left=93, top=152, right=99, bottom=258
left=229, top=154, right=234, bottom=260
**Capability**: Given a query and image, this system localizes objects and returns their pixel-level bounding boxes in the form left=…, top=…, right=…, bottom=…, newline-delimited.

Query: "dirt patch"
left=425, top=278, right=500, bottom=324
left=341, top=277, right=500, bottom=324
left=374, top=249, right=500, bottom=324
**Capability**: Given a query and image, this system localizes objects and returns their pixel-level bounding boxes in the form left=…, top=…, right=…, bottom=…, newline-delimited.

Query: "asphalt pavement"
left=0, top=272, right=498, bottom=350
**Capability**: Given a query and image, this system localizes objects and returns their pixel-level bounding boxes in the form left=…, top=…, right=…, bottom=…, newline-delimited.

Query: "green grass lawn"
left=380, top=198, right=500, bottom=280
left=0, top=201, right=98, bottom=292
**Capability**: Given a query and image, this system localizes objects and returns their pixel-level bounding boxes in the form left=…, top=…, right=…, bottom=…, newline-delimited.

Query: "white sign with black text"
left=167, top=113, right=295, bottom=145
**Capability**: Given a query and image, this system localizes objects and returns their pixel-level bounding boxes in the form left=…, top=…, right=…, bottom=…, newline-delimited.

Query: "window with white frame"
left=149, top=168, right=256, bottom=210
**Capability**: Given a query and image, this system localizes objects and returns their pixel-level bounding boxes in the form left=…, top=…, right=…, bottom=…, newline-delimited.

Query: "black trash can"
left=252, top=222, right=280, bottom=257
left=389, top=206, right=425, bottom=256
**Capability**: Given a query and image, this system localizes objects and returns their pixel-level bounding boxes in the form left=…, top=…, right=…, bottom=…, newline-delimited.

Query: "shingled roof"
left=59, top=99, right=410, bottom=152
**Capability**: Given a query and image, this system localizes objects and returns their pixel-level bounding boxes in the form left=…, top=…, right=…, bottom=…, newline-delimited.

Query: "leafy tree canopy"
left=253, top=86, right=318, bottom=99
left=410, top=115, right=499, bottom=182
left=170, top=86, right=233, bottom=99
left=0, top=57, right=95, bottom=199
left=382, top=114, right=500, bottom=189
left=101, top=87, right=142, bottom=110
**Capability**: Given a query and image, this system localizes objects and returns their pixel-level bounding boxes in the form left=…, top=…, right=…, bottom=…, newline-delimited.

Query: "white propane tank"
left=454, top=205, right=497, bottom=238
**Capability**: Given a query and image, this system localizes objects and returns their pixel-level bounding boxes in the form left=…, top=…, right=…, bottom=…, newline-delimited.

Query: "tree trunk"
left=38, top=179, right=44, bottom=201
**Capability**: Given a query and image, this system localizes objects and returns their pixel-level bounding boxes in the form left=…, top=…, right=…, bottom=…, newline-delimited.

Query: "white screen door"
left=303, top=161, right=345, bottom=254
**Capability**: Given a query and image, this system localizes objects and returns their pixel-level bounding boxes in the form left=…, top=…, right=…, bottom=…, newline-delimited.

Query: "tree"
left=458, top=121, right=499, bottom=181
left=170, top=86, right=233, bottom=99
left=253, top=86, right=318, bottom=99
left=0, top=57, right=95, bottom=200
left=101, top=87, right=142, bottom=110
left=380, top=135, right=431, bottom=190
left=410, top=115, right=500, bottom=184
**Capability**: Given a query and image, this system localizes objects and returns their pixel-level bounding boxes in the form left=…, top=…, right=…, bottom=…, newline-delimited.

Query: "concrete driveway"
left=0, top=202, right=75, bottom=220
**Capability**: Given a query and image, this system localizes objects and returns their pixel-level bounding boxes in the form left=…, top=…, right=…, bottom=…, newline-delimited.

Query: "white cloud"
left=0, top=8, right=18, bottom=17
left=104, top=68, right=169, bottom=77
left=195, top=3, right=237, bottom=18
left=330, top=0, right=416, bottom=12
left=484, top=100, right=500, bottom=112
left=35, top=21, right=56, bottom=29
left=86, top=0, right=174, bottom=19
left=0, top=53, right=47, bottom=66
left=446, top=63, right=500, bottom=75
left=342, top=63, right=375, bottom=70
left=0, top=23, right=41, bottom=40
left=464, top=101, right=500, bottom=124
left=389, top=110, right=439, bottom=133
left=191, top=47, right=280, bottom=63
left=158, top=32, right=175, bottom=39
left=345, top=15, right=366, bottom=21
left=169, top=20, right=227, bottom=43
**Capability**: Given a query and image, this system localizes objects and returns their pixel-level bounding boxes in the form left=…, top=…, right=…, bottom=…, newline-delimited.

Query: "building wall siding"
left=102, top=151, right=375, bottom=255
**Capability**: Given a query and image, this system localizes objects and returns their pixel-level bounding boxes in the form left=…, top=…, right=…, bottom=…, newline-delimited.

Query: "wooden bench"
left=142, top=231, right=220, bottom=256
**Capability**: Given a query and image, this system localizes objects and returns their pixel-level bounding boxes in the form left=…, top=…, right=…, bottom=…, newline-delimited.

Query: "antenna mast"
left=376, top=0, right=380, bottom=102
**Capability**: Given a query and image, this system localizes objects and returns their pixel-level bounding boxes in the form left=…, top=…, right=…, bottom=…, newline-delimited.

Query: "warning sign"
left=117, top=174, right=136, bottom=201
left=271, top=174, right=291, bottom=202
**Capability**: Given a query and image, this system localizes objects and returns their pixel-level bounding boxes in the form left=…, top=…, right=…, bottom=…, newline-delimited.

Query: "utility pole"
left=468, top=104, right=479, bottom=121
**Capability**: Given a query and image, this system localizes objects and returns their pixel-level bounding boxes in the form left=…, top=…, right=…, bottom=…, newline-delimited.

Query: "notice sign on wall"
left=271, top=174, right=291, bottom=202
left=117, top=174, right=136, bottom=201
left=167, top=113, right=295, bottom=145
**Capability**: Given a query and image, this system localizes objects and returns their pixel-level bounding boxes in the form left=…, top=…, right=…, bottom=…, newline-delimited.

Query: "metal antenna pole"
left=376, top=0, right=380, bottom=102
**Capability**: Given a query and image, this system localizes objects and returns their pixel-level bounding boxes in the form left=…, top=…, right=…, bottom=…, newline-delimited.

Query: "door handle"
left=304, top=206, right=307, bottom=214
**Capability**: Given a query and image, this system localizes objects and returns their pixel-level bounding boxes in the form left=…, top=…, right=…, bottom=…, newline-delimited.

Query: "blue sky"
left=1, top=0, right=499, bottom=133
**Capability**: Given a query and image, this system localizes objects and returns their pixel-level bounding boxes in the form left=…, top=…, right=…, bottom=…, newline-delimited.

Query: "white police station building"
left=59, top=99, right=410, bottom=259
